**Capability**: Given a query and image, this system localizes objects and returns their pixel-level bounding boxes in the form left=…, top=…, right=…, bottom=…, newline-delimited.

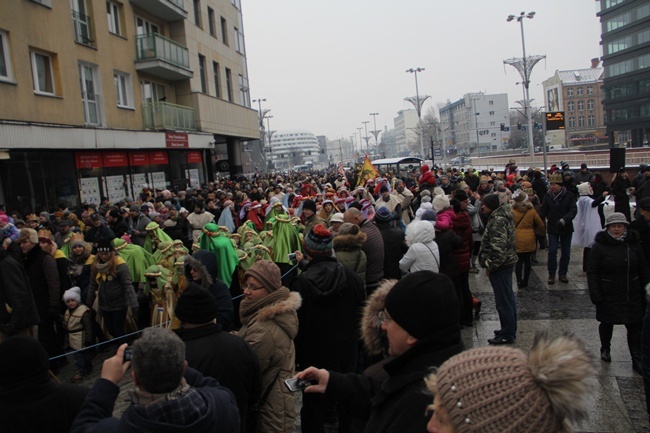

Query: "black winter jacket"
left=587, top=229, right=650, bottom=324
left=0, top=250, right=40, bottom=333
left=22, top=244, right=60, bottom=311
left=540, top=188, right=578, bottom=234
left=376, top=222, right=407, bottom=280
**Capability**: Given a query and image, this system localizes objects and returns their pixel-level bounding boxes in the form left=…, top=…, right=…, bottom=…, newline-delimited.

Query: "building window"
left=141, top=79, right=165, bottom=104
left=607, top=35, right=633, bottom=54
left=639, top=29, right=650, bottom=45
left=193, top=0, right=202, bottom=29
left=578, top=116, right=585, bottom=127
left=220, top=17, right=228, bottom=45
left=578, top=101, right=585, bottom=111
left=641, top=79, right=650, bottom=94
left=587, top=86, right=593, bottom=95
left=587, top=99, right=595, bottom=110
left=78, top=62, right=102, bottom=126
left=488, top=110, right=494, bottom=115
left=640, top=54, right=650, bottom=69
left=577, top=87, right=583, bottom=96
left=238, top=73, right=249, bottom=107
left=114, top=71, right=132, bottom=108
left=135, top=16, right=159, bottom=35
left=71, top=0, right=94, bottom=46
left=602, top=0, right=624, bottom=10
left=569, top=116, right=575, bottom=128
left=213, top=61, right=221, bottom=98
left=106, top=1, right=121, bottom=35
left=489, top=100, right=494, bottom=105
left=588, top=114, right=595, bottom=127
left=208, top=7, right=216, bottom=37
left=567, top=88, right=574, bottom=97
left=198, top=54, right=207, bottom=93
left=234, top=27, right=244, bottom=54
left=30, top=0, right=52, bottom=6
left=606, top=59, right=633, bottom=77
left=30, top=50, right=56, bottom=95
left=231, top=0, right=239, bottom=8
left=0, top=30, right=14, bottom=82
left=638, top=3, right=650, bottom=19
left=605, top=11, right=631, bottom=32
left=490, top=121, right=495, bottom=126
left=225, top=67, right=233, bottom=101
left=568, top=101, right=575, bottom=112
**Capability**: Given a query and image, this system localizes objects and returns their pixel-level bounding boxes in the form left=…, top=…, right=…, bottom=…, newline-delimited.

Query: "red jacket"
left=418, top=164, right=437, bottom=186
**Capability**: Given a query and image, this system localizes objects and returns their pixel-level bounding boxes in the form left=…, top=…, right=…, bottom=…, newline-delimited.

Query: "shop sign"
left=187, top=151, right=203, bottom=163
left=103, top=151, right=128, bottom=167
left=75, top=152, right=103, bottom=169
left=150, top=151, right=169, bottom=165
left=166, top=132, right=189, bottom=148
left=129, top=151, right=150, bottom=166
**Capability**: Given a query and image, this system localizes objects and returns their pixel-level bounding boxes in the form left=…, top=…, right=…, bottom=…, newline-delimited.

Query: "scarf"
left=239, top=286, right=290, bottom=324
left=607, top=229, right=628, bottom=243
left=95, top=260, right=113, bottom=282
left=129, top=377, right=190, bottom=406
left=550, top=187, right=566, bottom=207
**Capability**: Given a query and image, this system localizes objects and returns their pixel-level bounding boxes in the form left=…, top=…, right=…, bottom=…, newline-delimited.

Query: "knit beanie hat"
left=374, top=206, right=393, bottom=223
left=512, top=189, right=528, bottom=202
left=0, top=336, right=50, bottom=388
left=63, top=286, right=82, bottom=303
left=302, top=199, right=317, bottom=213
left=379, top=185, right=389, bottom=194
left=96, top=239, right=114, bottom=253
left=482, top=194, right=500, bottom=211
left=303, top=224, right=333, bottom=256
left=433, top=194, right=450, bottom=212
left=384, top=271, right=459, bottom=339
left=577, top=182, right=592, bottom=196
left=420, top=189, right=431, bottom=198
left=454, top=190, right=469, bottom=202
left=175, top=283, right=219, bottom=324
left=244, top=260, right=282, bottom=292
left=430, top=334, right=594, bottom=433
left=18, top=228, right=38, bottom=244
left=421, top=209, right=437, bottom=222
left=337, top=222, right=359, bottom=236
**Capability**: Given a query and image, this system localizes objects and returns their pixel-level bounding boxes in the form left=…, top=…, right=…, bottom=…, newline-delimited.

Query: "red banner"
left=165, top=132, right=189, bottom=148
left=103, top=151, right=128, bottom=167
left=187, top=151, right=203, bottom=163
left=150, top=151, right=169, bottom=165
left=75, top=152, right=103, bottom=169
left=129, top=151, right=150, bottom=166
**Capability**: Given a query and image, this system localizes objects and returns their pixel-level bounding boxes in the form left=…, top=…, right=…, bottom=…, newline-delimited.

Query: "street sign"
left=433, top=148, right=442, bottom=157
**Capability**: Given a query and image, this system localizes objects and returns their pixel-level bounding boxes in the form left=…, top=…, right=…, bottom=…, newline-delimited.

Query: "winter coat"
left=630, top=217, right=650, bottom=265
left=434, top=208, right=455, bottom=231
left=376, top=222, right=407, bottom=280
left=70, top=367, right=240, bottom=433
left=400, top=222, right=439, bottom=273
left=237, top=290, right=301, bottom=433
left=360, top=219, right=384, bottom=284
left=333, top=231, right=368, bottom=286
left=512, top=202, right=545, bottom=253
left=418, top=164, right=437, bottom=187
left=326, top=333, right=464, bottom=433
left=84, top=225, right=116, bottom=249
left=451, top=211, right=473, bottom=273
left=291, top=256, right=365, bottom=372
left=0, top=250, right=39, bottom=334
left=87, top=257, right=138, bottom=312
left=185, top=251, right=234, bottom=331
left=132, top=213, right=151, bottom=247
left=435, top=228, right=463, bottom=279
left=479, top=203, right=518, bottom=272
left=540, top=188, right=578, bottom=235
left=177, top=324, right=262, bottom=433
left=22, top=244, right=60, bottom=312
left=587, top=230, right=650, bottom=324
left=575, top=169, right=594, bottom=184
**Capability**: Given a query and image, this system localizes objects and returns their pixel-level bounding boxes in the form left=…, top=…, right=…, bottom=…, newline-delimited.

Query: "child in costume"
left=62, top=286, right=94, bottom=383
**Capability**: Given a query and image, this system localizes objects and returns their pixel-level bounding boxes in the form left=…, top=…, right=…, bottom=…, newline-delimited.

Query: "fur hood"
left=512, top=201, right=534, bottom=212
left=405, top=220, right=436, bottom=246
left=183, top=253, right=213, bottom=290
left=360, top=279, right=396, bottom=356
left=258, top=291, right=302, bottom=322
left=333, top=231, right=367, bottom=251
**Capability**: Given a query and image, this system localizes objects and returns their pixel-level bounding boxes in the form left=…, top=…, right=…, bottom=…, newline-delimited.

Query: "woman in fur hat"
left=425, top=333, right=594, bottom=433
left=236, top=260, right=301, bottom=433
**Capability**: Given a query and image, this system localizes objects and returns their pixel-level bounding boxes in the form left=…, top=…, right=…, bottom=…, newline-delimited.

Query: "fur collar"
left=183, top=254, right=212, bottom=289
left=333, top=231, right=367, bottom=251
left=360, top=280, right=395, bottom=356
left=257, top=291, right=302, bottom=322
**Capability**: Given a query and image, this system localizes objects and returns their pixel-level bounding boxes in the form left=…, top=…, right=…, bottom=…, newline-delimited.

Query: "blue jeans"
left=489, top=266, right=517, bottom=340
left=547, top=232, right=572, bottom=277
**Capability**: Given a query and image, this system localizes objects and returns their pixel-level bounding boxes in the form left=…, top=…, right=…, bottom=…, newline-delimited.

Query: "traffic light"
left=517, top=123, right=522, bottom=130
left=500, top=123, right=505, bottom=131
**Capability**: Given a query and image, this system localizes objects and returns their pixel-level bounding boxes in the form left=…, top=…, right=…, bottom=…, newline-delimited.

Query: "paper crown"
left=549, top=173, right=563, bottom=184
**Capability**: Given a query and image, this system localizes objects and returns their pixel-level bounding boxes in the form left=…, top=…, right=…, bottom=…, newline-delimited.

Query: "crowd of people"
left=2, top=157, right=650, bottom=432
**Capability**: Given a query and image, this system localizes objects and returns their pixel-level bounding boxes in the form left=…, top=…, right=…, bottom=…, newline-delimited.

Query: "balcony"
left=142, top=101, right=196, bottom=131
left=135, top=33, right=193, bottom=81
left=71, top=11, right=94, bottom=47
left=129, top=0, right=187, bottom=21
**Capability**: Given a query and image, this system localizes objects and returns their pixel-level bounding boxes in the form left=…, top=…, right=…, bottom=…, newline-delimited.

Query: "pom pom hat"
left=303, top=224, right=333, bottom=257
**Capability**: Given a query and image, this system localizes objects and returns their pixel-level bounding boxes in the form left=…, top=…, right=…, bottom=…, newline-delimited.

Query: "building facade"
left=269, top=129, right=321, bottom=170
left=0, top=0, right=258, bottom=214
left=393, top=109, right=419, bottom=156
left=542, top=63, right=607, bottom=148
left=598, top=0, right=650, bottom=147
left=439, top=92, right=509, bottom=156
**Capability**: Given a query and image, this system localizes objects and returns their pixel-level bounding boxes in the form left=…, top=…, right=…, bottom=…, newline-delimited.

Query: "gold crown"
left=549, top=173, right=563, bottom=184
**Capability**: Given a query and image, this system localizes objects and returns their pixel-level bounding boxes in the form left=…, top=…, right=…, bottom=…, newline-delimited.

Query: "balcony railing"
left=136, top=33, right=189, bottom=69
left=72, top=11, right=94, bottom=46
left=142, top=101, right=195, bottom=131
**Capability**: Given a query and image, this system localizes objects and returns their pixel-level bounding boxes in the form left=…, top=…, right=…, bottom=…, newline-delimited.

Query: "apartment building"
left=393, top=109, right=419, bottom=156
left=0, top=0, right=258, bottom=213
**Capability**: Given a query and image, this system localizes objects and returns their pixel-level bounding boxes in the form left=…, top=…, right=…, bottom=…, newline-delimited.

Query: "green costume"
left=198, top=223, right=239, bottom=287
left=144, top=265, right=175, bottom=328
left=60, top=232, right=75, bottom=258
left=112, top=238, right=157, bottom=283
left=143, top=221, right=173, bottom=254
left=153, top=241, right=175, bottom=270
left=272, top=214, right=303, bottom=264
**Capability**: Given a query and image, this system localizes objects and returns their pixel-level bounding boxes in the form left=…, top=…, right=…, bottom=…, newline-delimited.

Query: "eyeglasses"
left=378, top=310, right=393, bottom=325
left=241, top=284, right=265, bottom=292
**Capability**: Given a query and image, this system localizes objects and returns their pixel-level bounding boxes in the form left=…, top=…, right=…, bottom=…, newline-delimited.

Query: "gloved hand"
left=555, top=219, right=565, bottom=231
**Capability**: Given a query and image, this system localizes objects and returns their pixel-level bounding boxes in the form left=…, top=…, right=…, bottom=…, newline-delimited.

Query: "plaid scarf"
left=550, top=187, right=566, bottom=208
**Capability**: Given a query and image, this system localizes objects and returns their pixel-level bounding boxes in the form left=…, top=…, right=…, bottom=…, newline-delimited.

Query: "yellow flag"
left=356, top=156, right=379, bottom=188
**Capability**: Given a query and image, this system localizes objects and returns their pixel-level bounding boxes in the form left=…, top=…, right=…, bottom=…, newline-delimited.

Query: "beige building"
left=542, top=61, right=607, bottom=148
left=0, top=0, right=258, bottom=212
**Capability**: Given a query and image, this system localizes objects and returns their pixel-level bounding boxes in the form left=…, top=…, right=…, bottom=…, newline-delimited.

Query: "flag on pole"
left=356, top=156, right=379, bottom=188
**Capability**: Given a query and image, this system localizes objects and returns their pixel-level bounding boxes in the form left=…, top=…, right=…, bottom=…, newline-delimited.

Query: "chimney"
left=591, top=58, right=600, bottom=68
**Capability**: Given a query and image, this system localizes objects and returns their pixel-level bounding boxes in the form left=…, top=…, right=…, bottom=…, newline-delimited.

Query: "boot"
left=628, top=330, right=643, bottom=374
left=472, top=296, right=482, bottom=316
left=600, top=347, right=611, bottom=362
left=469, top=255, right=479, bottom=273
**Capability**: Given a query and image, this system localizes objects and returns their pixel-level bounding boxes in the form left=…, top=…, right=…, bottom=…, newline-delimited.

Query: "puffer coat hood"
left=333, top=230, right=367, bottom=251
left=296, top=256, right=349, bottom=301
left=405, top=220, right=436, bottom=246
left=184, top=252, right=214, bottom=289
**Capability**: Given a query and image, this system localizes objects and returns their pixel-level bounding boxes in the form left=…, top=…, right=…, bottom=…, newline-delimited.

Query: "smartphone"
left=123, top=346, right=133, bottom=363
left=287, top=253, right=297, bottom=261
left=284, top=378, right=316, bottom=392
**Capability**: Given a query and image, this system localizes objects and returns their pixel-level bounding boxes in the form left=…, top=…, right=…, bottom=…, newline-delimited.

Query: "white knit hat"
left=433, top=194, right=450, bottom=212
left=63, top=286, right=82, bottom=303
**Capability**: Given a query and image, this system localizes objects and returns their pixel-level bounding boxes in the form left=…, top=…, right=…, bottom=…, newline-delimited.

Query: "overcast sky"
left=242, top=0, right=603, bottom=144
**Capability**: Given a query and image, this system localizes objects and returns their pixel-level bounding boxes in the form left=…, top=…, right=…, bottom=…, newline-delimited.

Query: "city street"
left=54, top=246, right=649, bottom=432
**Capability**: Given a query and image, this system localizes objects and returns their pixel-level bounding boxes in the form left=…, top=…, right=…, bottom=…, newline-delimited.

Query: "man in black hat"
left=301, top=199, right=325, bottom=236
left=105, top=209, right=129, bottom=239
left=575, top=163, right=594, bottom=184
left=175, top=283, right=261, bottom=433
left=295, top=271, right=463, bottom=433
left=84, top=213, right=116, bottom=251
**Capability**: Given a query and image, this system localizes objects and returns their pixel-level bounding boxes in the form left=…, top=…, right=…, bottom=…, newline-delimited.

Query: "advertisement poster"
left=151, top=171, right=167, bottom=191
left=186, top=169, right=200, bottom=189
left=131, top=173, right=148, bottom=198
left=79, top=177, right=100, bottom=204
left=104, top=175, right=125, bottom=204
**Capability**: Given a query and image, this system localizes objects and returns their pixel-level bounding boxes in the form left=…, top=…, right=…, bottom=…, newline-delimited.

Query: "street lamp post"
left=369, top=112, right=380, bottom=151
left=252, top=98, right=268, bottom=165
left=472, top=95, right=482, bottom=158
left=265, top=115, right=275, bottom=169
left=362, top=121, right=370, bottom=154
left=357, top=127, right=363, bottom=157
left=406, top=68, right=428, bottom=159
left=506, top=11, right=544, bottom=167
